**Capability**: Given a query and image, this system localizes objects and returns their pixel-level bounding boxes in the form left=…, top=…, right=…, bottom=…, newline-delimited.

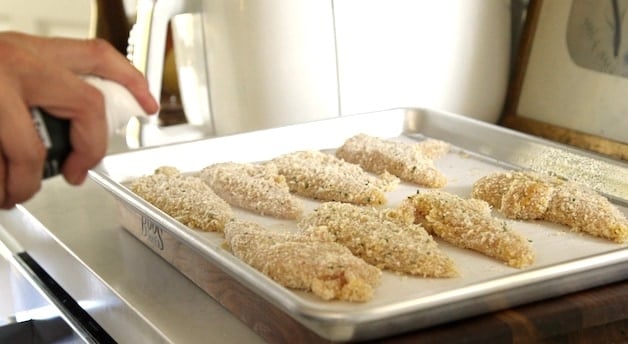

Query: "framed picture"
left=502, top=0, right=628, bottom=160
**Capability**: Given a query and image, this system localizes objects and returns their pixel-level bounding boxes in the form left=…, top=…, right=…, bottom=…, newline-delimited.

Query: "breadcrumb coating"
left=129, top=166, right=233, bottom=232
left=270, top=150, right=399, bottom=205
left=224, top=220, right=381, bottom=302
left=200, top=162, right=303, bottom=219
left=472, top=171, right=628, bottom=243
left=336, top=133, right=449, bottom=188
left=298, top=202, right=458, bottom=277
left=398, top=191, right=535, bottom=268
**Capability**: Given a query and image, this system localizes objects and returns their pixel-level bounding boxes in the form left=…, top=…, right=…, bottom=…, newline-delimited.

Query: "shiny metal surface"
left=1, top=244, right=100, bottom=342
left=90, top=108, right=628, bottom=341
left=1, top=237, right=82, bottom=343
left=403, top=109, right=628, bottom=203
left=0, top=172, right=264, bottom=343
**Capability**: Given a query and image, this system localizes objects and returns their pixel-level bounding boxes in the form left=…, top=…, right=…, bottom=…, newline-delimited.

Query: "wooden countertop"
left=382, top=280, right=628, bottom=343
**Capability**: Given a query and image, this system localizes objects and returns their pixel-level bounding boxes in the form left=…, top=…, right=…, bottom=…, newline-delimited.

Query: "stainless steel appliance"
left=127, top=0, right=512, bottom=146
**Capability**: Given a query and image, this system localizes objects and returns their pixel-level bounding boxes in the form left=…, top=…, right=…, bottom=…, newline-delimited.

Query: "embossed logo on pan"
left=141, top=216, right=165, bottom=251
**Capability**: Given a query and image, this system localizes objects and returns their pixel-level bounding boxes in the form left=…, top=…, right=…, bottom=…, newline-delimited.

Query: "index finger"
left=30, top=36, right=159, bottom=114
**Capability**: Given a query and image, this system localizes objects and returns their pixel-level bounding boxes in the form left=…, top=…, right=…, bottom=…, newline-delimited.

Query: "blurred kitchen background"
left=0, top=0, right=530, bottom=145
left=0, top=1, right=141, bottom=42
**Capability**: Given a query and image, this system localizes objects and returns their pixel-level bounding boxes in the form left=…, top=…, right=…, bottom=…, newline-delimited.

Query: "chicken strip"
left=129, top=166, right=233, bottom=232
left=398, top=190, right=535, bottom=268
left=335, top=133, right=449, bottom=188
left=472, top=171, right=628, bottom=243
left=270, top=150, right=399, bottom=205
left=298, top=202, right=458, bottom=277
left=224, top=220, right=381, bottom=302
left=200, top=162, right=303, bottom=219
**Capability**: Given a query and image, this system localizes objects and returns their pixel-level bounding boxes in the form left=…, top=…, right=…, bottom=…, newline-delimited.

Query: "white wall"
left=0, top=0, right=93, bottom=38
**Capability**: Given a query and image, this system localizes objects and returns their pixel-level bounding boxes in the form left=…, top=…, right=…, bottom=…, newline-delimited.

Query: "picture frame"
left=502, top=0, right=628, bottom=160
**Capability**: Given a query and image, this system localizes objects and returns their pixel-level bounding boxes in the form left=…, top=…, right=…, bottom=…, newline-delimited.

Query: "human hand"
left=0, top=31, right=159, bottom=209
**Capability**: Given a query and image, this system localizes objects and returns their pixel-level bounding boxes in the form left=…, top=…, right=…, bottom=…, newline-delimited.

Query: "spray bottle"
left=31, top=76, right=148, bottom=178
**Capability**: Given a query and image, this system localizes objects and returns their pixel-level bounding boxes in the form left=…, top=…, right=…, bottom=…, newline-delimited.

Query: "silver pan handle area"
left=126, top=0, right=210, bottom=148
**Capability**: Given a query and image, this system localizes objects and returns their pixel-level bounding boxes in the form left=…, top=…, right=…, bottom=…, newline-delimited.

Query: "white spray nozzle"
left=83, top=76, right=148, bottom=137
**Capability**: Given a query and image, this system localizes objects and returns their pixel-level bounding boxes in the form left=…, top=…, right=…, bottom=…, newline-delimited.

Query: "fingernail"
left=66, top=171, right=87, bottom=185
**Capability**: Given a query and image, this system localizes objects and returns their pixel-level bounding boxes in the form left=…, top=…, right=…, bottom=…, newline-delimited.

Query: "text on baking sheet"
left=141, top=216, right=165, bottom=251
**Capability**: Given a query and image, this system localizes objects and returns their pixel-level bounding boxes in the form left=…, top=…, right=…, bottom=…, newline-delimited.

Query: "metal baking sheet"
left=89, top=108, right=628, bottom=342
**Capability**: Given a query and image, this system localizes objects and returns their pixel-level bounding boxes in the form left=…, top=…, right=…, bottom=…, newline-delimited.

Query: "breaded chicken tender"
left=335, top=133, right=449, bottom=188
left=472, top=171, right=628, bottom=243
left=398, top=191, right=535, bottom=268
left=224, top=220, right=381, bottom=302
left=200, top=162, right=303, bottom=219
left=298, top=202, right=458, bottom=277
left=129, top=166, right=233, bottom=232
left=270, top=150, right=399, bottom=205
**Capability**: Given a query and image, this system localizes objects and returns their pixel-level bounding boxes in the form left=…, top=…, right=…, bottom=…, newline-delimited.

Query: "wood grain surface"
left=378, top=281, right=628, bottom=344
